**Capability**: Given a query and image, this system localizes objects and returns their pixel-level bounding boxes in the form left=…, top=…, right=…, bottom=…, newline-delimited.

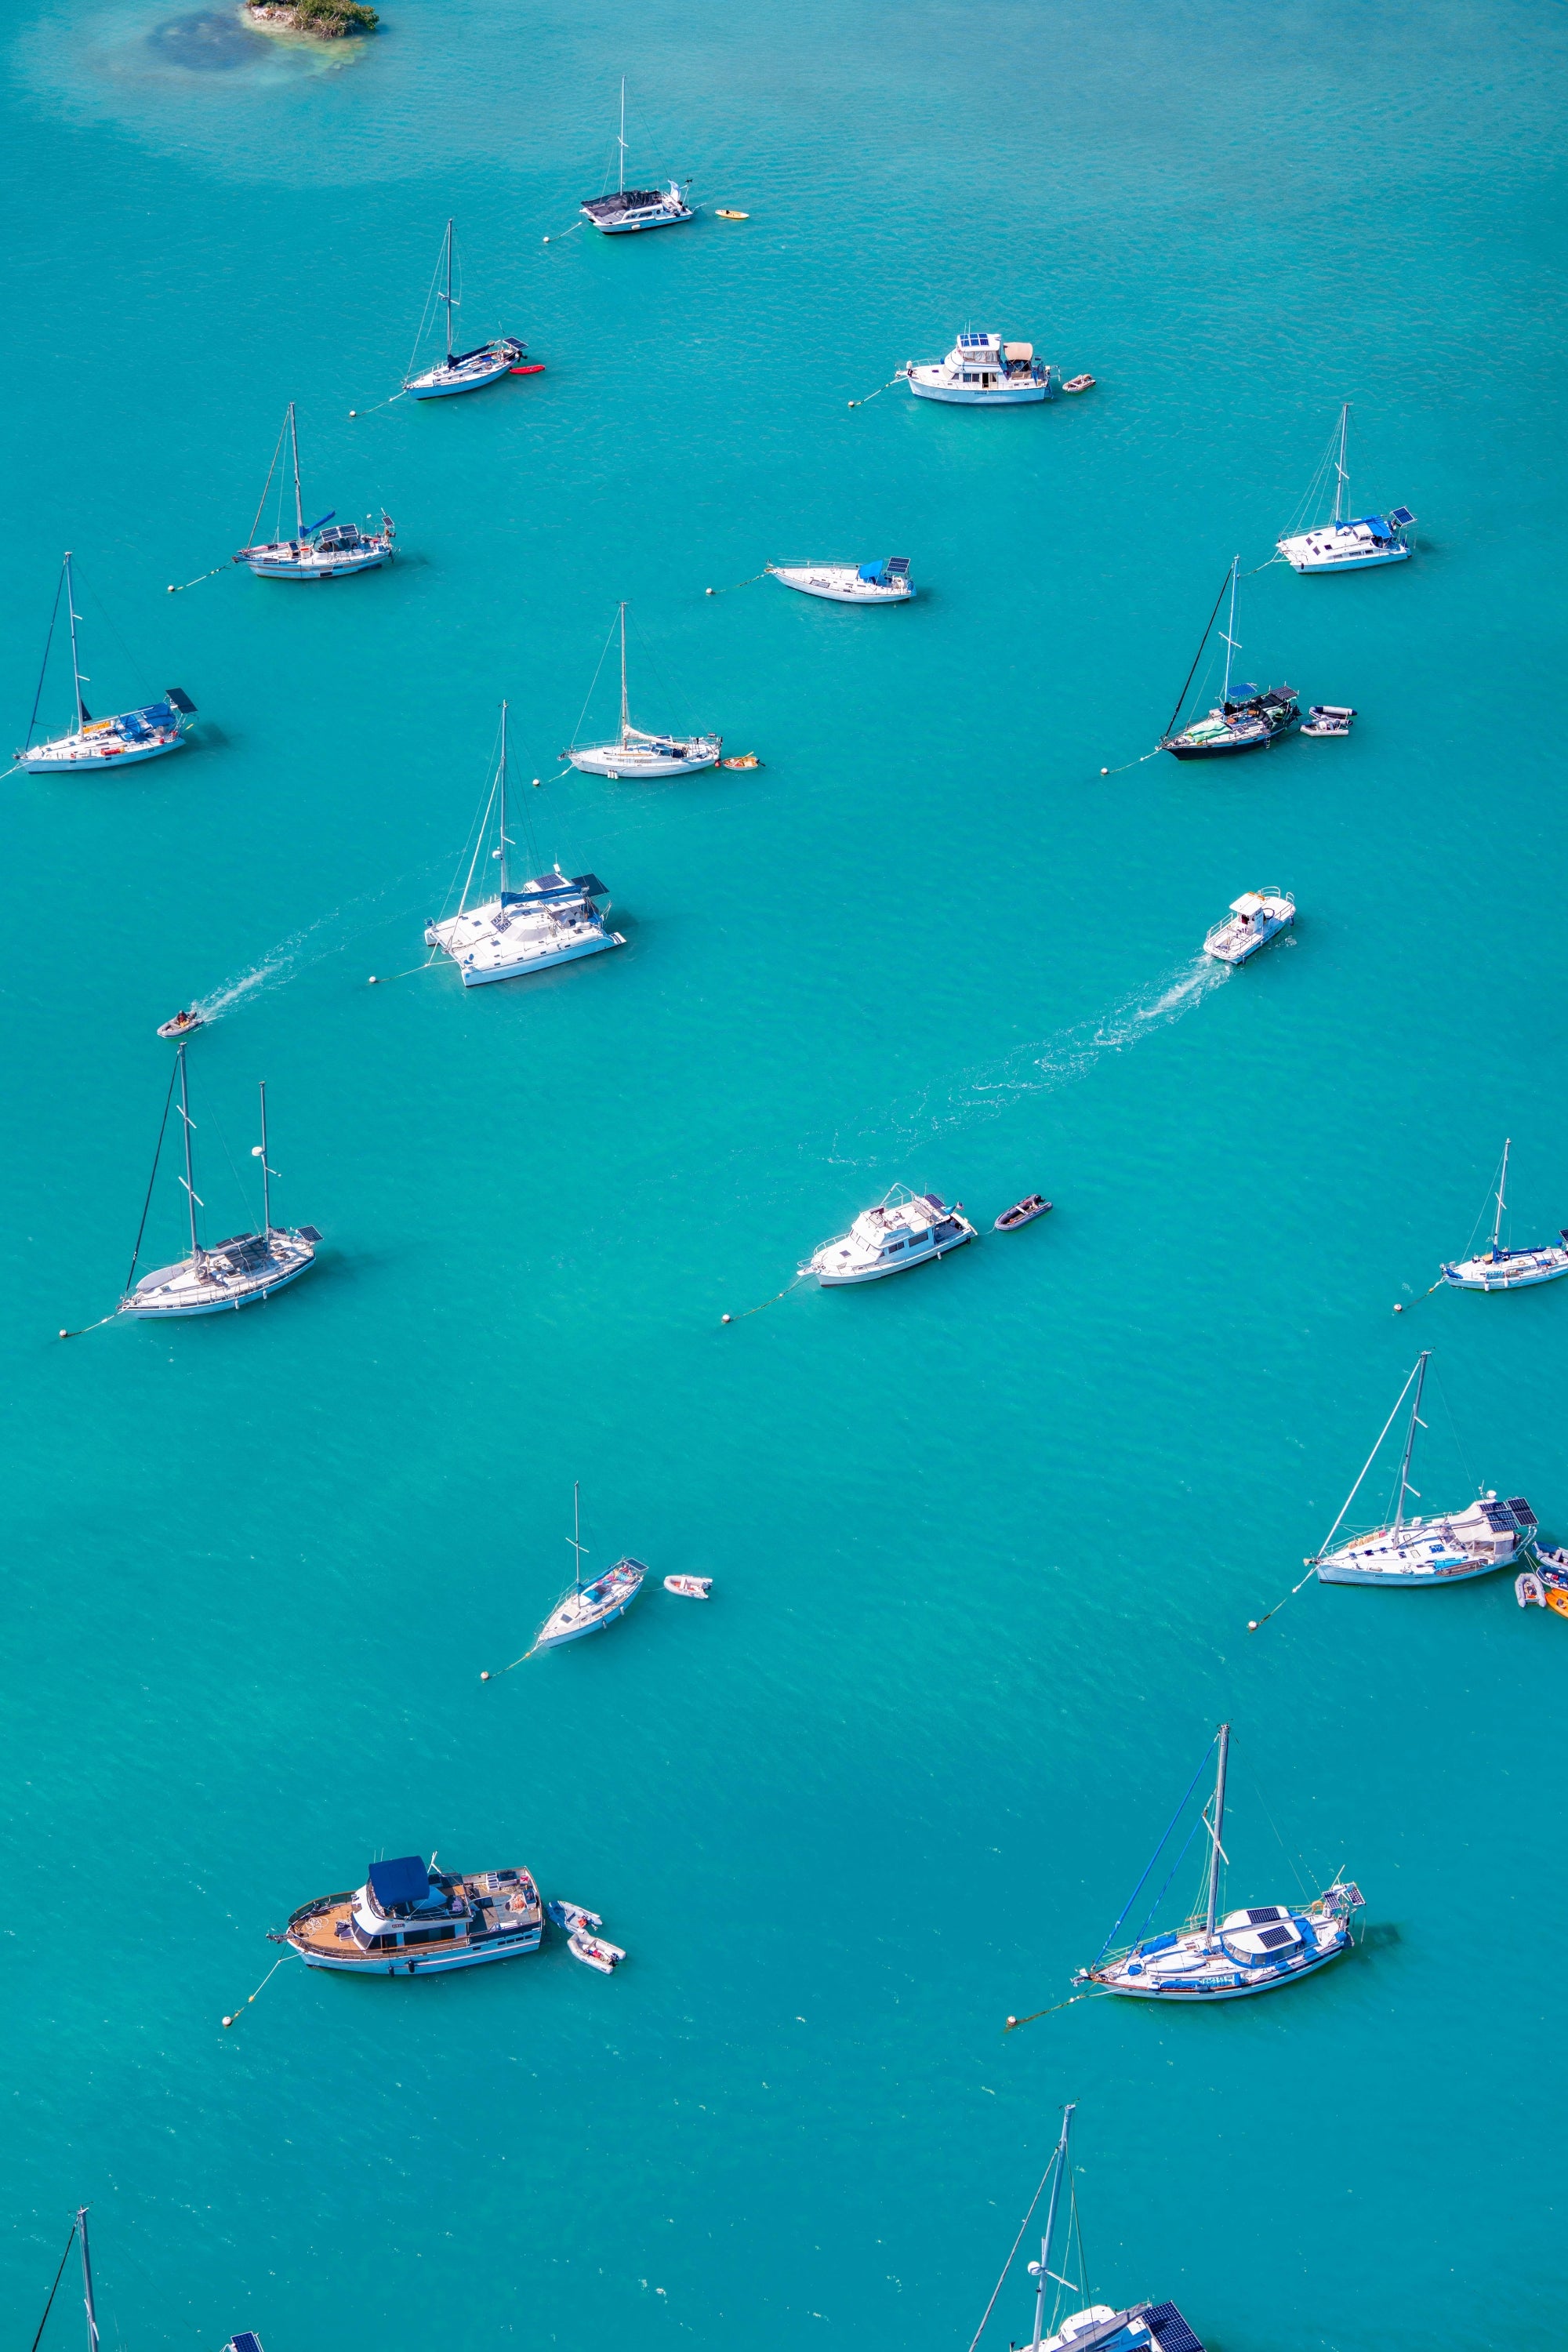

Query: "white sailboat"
left=425, top=702, right=624, bottom=985
left=579, top=79, right=695, bottom=233
left=1276, top=404, right=1414, bottom=572
left=1308, top=1352, right=1537, bottom=1584
left=770, top=557, right=913, bottom=603
left=403, top=219, right=527, bottom=399
left=531, top=1484, right=648, bottom=1652
left=234, top=403, right=395, bottom=579
left=119, top=1048, right=321, bottom=1319
left=1441, top=1139, right=1568, bottom=1290
left=567, top=604, right=721, bottom=778
left=16, top=553, right=196, bottom=773
left=1077, top=1726, right=1363, bottom=2002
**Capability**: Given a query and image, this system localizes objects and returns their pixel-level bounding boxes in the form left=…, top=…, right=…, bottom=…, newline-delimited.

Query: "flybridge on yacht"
left=770, top=557, right=913, bottom=603
left=1308, top=1352, right=1537, bottom=1586
left=581, top=82, right=695, bottom=232
left=234, top=404, right=394, bottom=579
left=1277, top=404, right=1414, bottom=572
left=17, top=553, right=196, bottom=774
left=802, top=1185, right=976, bottom=1285
left=1160, top=558, right=1298, bottom=760
left=904, top=331, right=1058, bottom=404
left=1076, top=1725, right=1363, bottom=2003
left=403, top=220, right=528, bottom=398
left=568, top=603, right=720, bottom=778
left=1441, top=1139, right=1568, bottom=1290
left=285, top=1853, right=543, bottom=1974
left=426, top=703, right=623, bottom=985
left=119, top=1049, right=320, bottom=1319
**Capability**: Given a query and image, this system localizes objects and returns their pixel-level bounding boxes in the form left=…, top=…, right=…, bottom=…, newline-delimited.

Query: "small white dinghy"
left=568, top=1927, right=626, bottom=1973
left=567, top=604, right=720, bottom=779
left=663, top=1573, right=712, bottom=1599
left=770, top=558, right=913, bottom=604
left=531, top=1483, right=647, bottom=1651
left=1301, top=704, right=1356, bottom=736
left=1203, top=889, right=1294, bottom=966
left=1517, top=1570, right=1547, bottom=1608
left=547, top=1899, right=603, bottom=1932
left=1441, top=1140, right=1568, bottom=1290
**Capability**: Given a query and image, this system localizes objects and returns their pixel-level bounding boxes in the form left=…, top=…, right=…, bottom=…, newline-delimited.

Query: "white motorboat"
left=663, top=1573, right=712, bottom=1598
left=1202, top=888, right=1294, bottom=965
left=284, top=1853, right=543, bottom=1974
left=1160, top=557, right=1298, bottom=759
left=1076, top=1725, right=1363, bottom=2002
left=234, top=403, right=394, bottom=579
left=1308, top=1351, right=1537, bottom=1585
left=532, top=1484, right=648, bottom=1651
left=119, top=1052, right=320, bottom=1319
left=1441, top=1139, right=1568, bottom=1290
left=580, top=81, right=695, bottom=233
left=770, top=557, right=913, bottom=603
left=567, top=604, right=720, bottom=778
left=568, top=1927, right=626, bottom=1972
left=904, top=331, right=1057, bottom=404
left=425, top=702, right=623, bottom=985
left=1277, top=404, right=1414, bottom=572
left=802, top=1185, right=976, bottom=1285
left=17, top=553, right=196, bottom=773
left=403, top=219, right=528, bottom=398
left=964, top=2108, right=1207, bottom=2352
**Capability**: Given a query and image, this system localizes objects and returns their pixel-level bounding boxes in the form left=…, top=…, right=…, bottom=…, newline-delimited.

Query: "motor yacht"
left=770, top=557, right=913, bottom=603
left=802, top=1185, right=975, bottom=1284
left=284, top=1853, right=543, bottom=1974
left=1202, top=889, right=1294, bottom=964
left=904, top=332, right=1056, bottom=404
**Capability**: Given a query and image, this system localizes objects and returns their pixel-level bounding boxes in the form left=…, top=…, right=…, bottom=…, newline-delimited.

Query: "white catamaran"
left=234, top=403, right=395, bottom=579
left=16, top=553, right=196, bottom=773
left=425, top=702, right=624, bottom=985
left=403, top=219, right=528, bottom=399
left=1441, top=1139, right=1568, bottom=1290
left=1276, top=403, right=1414, bottom=572
left=1308, top=1352, right=1538, bottom=1585
left=119, top=1048, right=321, bottom=1319
left=567, top=604, right=721, bottom=778
left=531, top=1483, right=648, bottom=1652
left=1076, top=1725, right=1363, bottom=2002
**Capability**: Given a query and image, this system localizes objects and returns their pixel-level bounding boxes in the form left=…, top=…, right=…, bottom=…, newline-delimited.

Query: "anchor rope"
left=848, top=373, right=905, bottom=408
left=1001, top=1988, right=1098, bottom=2032
left=704, top=568, right=771, bottom=596
left=222, top=1952, right=288, bottom=2029
left=167, top=566, right=226, bottom=594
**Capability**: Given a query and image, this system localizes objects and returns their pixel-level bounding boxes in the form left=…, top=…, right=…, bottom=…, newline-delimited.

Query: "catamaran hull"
left=458, top=934, right=622, bottom=986
left=1279, top=545, right=1410, bottom=573
left=1096, top=1940, right=1350, bottom=2001
left=121, top=1256, right=316, bottom=1318
left=21, top=733, right=188, bottom=774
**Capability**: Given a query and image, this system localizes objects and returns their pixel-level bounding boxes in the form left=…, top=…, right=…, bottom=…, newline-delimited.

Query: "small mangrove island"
left=246, top=0, right=379, bottom=34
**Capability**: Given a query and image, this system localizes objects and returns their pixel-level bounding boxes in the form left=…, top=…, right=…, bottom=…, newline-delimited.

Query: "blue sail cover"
left=368, top=1854, right=429, bottom=1911
left=858, top=560, right=889, bottom=583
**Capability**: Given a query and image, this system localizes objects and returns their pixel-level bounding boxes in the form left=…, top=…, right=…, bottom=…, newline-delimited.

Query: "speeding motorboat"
left=904, top=331, right=1057, bottom=404
left=770, top=557, right=913, bottom=603
left=1277, top=405, right=1414, bottom=572
left=1202, top=889, right=1294, bottom=965
left=284, top=1853, right=543, bottom=1974
left=803, top=1185, right=976, bottom=1285
left=155, top=1008, right=205, bottom=1040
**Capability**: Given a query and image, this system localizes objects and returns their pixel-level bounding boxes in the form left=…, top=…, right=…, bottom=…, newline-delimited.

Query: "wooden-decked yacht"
left=284, top=1853, right=543, bottom=1975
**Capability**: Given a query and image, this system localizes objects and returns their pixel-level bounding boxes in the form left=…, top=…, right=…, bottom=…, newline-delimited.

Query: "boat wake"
left=187, top=859, right=452, bottom=1023
left=824, top=955, right=1229, bottom=1165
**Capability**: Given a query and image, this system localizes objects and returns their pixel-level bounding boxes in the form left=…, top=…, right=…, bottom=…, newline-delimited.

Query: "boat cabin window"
left=403, top=1923, right=458, bottom=1946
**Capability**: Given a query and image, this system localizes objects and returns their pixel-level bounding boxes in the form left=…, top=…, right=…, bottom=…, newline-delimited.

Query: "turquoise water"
left=4, top=0, right=1567, bottom=2343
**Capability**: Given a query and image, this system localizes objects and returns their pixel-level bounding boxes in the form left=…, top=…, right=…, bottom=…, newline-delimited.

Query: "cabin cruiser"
left=1162, top=684, right=1298, bottom=759
left=803, top=1185, right=976, bottom=1285
left=770, top=558, right=913, bottom=603
left=236, top=515, right=394, bottom=579
left=284, top=1853, right=543, bottom=1974
left=904, top=332, right=1056, bottom=405
left=1203, top=889, right=1294, bottom=964
left=426, top=869, right=623, bottom=986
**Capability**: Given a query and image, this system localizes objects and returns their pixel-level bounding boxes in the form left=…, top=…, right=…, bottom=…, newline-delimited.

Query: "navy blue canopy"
left=858, top=560, right=888, bottom=583
left=368, top=1854, right=429, bottom=1911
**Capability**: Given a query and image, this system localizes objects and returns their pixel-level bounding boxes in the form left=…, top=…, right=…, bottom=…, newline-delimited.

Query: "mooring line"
left=1098, top=746, right=1162, bottom=777
left=166, top=565, right=227, bottom=595
left=848, top=373, right=905, bottom=408
left=1247, top=1562, right=1319, bottom=1634
left=541, top=220, right=585, bottom=244
left=1003, top=1990, right=1098, bottom=2032
left=347, top=389, right=408, bottom=420
left=222, top=1952, right=287, bottom=2029
left=704, top=568, right=772, bottom=597
left=720, top=1272, right=807, bottom=1325
left=366, top=959, right=441, bottom=987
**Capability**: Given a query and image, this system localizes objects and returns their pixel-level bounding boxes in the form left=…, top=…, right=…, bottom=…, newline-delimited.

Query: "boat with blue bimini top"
left=530, top=1484, right=648, bottom=1653
left=1075, top=1725, right=1363, bottom=2003
left=904, top=331, right=1057, bottom=404
left=965, top=2106, right=1207, bottom=2352
left=17, top=554, right=196, bottom=774
left=283, top=1853, right=543, bottom=1974
left=1160, top=557, right=1298, bottom=760
left=770, top=557, right=913, bottom=603
left=803, top=1185, right=976, bottom=1284
left=425, top=703, right=623, bottom=985
left=403, top=220, right=528, bottom=399
left=234, top=404, right=394, bottom=579
left=1277, top=404, right=1414, bottom=572
left=1440, top=1139, right=1568, bottom=1290
left=1308, top=1351, right=1537, bottom=1585
left=118, top=1050, right=320, bottom=1320
left=581, top=81, right=695, bottom=233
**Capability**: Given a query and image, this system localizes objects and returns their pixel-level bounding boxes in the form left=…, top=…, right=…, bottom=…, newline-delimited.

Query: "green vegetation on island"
left=248, top=0, right=379, bottom=35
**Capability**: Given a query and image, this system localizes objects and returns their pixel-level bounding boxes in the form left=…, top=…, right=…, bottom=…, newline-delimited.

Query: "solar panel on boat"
left=1247, top=1907, right=1285, bottom=1924
left=227, top=2334, right=265, bottom=2352
left=886, top=557, right=911, bottom=575
left=1256, top=1924, right=1297, bottom=1949
left=1482, top=1501, right=1519, bottom=1533
left=1388, top=506, right=1415, bottom=526
left=1507, top=1497, right=1538, bottom=1528
left=1145, top=2306, right=1205, bottom=2352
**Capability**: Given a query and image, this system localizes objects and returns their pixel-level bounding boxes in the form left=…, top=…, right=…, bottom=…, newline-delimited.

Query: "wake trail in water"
left=188, top=856, right=455, bottom=1023
left=821, top=955, right=1230, bottom=1168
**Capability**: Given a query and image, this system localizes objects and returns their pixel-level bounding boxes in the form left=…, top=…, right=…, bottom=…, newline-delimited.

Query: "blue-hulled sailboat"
left=1076, top=1725, right=1363, bottom=2001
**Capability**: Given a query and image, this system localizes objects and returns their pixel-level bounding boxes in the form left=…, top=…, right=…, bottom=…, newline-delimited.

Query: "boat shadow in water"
left=1350, top=1920, right=1403, bottom=1957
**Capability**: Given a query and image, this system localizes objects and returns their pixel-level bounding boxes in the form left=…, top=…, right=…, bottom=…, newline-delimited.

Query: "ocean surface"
left=2, top=0, right=1566, bottom=2344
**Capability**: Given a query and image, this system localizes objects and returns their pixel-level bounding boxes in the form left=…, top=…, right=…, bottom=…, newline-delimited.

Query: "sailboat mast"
left=64, top=552, right=86, bottom=731
left=1221, top=557, right=1239, bottom=703
left=498, top=701, right=509, bottom=895
left=619, top=77, right=626, bottom=194
left=1032, top=2101, right=1076, bottom=2347
left=289, top=402, right=304, bottom=543
left=1334, top=403, right=1349, bottom=525
left=619, top=602, right=630, bottom=742
left=258, top=1081, right=272, bottom=1236
left=176, top=1045, right=201, bottom=1267
left=78, top=2209, right=100, bottom=2352
left=1492, top=1139, right=1510, bottom=1255
left=445, top=218, right=454, bottom=363
left=574, top=1481, right=583, bottom=1593
left=1394, top=1352, right=1429, bottom=1533
left=1203, top=1723, right=1230, bottom=1944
